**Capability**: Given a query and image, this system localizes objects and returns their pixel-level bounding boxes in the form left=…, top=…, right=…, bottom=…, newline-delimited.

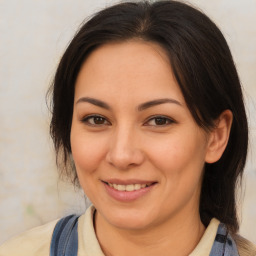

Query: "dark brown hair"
left=48, top=0, right=248, bottom=233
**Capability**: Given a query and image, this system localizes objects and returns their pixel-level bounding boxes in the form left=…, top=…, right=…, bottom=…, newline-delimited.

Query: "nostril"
left=106, top=147, right=145, bottom=170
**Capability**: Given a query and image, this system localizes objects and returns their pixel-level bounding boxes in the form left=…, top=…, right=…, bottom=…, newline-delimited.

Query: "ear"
left=205, top=109, right=233, bottom=164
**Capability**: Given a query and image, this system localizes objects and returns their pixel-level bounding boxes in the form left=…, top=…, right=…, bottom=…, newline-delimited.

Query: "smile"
left=102, top=180, right=157, bottom=202
left=107, top=183, right=153, bottom=192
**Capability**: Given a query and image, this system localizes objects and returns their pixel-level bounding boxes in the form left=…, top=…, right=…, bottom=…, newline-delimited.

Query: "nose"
left=106, top=125, right=145, bottom=170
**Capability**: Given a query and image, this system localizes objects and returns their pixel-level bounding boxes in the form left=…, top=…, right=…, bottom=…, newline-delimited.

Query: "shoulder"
left=0, top=219, right=59, bottom=256
left=233, top=234, right=256, bottom=256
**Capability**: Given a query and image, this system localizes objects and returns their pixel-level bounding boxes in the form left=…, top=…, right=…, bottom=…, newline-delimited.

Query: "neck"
left=94, top=207, right=205, bottom=256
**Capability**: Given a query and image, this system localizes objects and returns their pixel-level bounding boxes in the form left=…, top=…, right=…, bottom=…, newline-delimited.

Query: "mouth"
left=102, top=181, right=156, bottom=192
left=101, top=179, right=158, bottom=202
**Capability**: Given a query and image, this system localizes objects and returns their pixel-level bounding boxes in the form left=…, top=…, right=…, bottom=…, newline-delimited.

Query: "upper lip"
left=102, top=179, right=157, bottom=185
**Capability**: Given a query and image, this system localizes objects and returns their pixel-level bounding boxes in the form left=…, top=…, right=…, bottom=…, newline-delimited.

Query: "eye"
left=145, top=116, right=175, bottom=126
left=82, top=115, right=110, bottom=126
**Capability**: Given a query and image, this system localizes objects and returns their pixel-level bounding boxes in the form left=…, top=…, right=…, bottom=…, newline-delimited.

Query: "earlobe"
left=205, top=110, right=233, bottom=164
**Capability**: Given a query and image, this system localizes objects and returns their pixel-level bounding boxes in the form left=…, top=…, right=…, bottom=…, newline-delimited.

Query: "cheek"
left=70, top=129, right=107, bottom=175
left=144, top=130, right=207, bottom=177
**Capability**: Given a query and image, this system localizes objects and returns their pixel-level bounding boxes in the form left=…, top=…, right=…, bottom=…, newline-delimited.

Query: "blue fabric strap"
left=50, top=215, right=240, bottom=256
left=50, top=215, right=79, bottom=256
left=210, top=223, right=240, bottom=256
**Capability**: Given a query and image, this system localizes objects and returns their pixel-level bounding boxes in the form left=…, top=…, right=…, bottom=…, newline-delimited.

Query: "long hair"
left=48, top=1, right=248, bottom=233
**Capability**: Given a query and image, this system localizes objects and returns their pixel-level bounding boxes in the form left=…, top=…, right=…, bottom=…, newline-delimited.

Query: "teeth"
left=126, top=184, right=134, bottom=191
left=134, top=184, right=141, bottom=190
left=117, top=185, right=125, bottom=191
left=108, top=183, right=151, bottom=191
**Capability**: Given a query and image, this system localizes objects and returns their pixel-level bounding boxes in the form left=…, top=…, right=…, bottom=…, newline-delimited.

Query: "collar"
left=79, top=206, right=239, bottom=256
left=209, top=223, right=240, bottom=256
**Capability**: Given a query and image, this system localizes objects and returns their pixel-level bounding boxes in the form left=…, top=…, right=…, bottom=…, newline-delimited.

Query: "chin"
left=99, top=206, right=158, bottom=231
left=111, top=216, right=152, bottom=230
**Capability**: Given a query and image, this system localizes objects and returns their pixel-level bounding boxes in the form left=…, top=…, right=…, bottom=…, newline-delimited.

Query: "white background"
left=0, top=0, right=255, bottom=244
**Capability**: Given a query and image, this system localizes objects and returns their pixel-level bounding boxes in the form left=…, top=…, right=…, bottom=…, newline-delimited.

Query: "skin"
left=70, top=40, right=233, bottom=256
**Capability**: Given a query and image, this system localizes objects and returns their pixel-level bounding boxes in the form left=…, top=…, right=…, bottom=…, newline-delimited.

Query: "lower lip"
left=103, top=183, right=156, bottom=202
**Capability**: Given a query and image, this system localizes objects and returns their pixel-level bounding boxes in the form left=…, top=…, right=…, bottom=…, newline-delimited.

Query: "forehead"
left=74, top=40, right=185, bottom=105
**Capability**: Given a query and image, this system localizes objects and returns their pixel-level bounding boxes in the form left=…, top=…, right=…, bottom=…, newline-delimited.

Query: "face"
left=71, top=40, right=212, bottom=231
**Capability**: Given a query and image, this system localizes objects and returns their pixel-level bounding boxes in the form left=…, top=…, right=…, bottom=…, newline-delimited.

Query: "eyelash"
left=81, top=115, right=110, bottom=126
left=81, top=114, right=175, bottom=127
left=144, top=115, right=175, bottom=126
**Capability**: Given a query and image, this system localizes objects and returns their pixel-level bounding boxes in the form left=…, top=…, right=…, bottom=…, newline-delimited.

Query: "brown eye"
left=145, top=116, right=174, bottom=126
left=82, top=115, right=110, bottom=126
left=155, top=117, right=168, bottom=125
left=93, top=116, right=105, bottom=124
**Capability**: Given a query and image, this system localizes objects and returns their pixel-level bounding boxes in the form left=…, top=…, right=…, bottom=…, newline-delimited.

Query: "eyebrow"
left=76, top=97, right=182, bottom=111
left=76, top=97, right=111, bottom=110
left=138, top=98, right=182, bottom=111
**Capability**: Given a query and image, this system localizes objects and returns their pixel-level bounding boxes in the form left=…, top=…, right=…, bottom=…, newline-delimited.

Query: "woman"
left=0, top=1, right=255, bottom=255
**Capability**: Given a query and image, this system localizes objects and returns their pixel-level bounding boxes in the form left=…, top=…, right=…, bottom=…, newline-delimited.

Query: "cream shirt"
left=0, top=206, right=220, bottom=256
